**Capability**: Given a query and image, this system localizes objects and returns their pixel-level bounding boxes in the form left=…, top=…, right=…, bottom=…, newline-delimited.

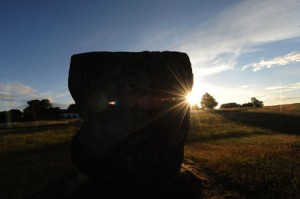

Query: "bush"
left=220, top=102, right=241, bottom=109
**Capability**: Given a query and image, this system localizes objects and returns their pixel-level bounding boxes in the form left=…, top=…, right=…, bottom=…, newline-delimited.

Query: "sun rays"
left=186, top=92, right=200, bottom=106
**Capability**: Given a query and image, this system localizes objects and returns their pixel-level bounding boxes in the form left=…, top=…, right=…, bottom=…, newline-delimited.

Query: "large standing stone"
left=68, top=51, right=193, bottom=194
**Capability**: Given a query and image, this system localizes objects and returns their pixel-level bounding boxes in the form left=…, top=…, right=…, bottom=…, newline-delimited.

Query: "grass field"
left=0, top=104, right=299, bottom=198
left=0, top=119, right=82, bottom=199
left=186, top=104, right=300, bottom=198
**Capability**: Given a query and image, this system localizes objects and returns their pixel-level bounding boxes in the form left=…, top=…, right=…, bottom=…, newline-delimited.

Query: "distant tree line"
left=0, top=109, right=23, bottom=123
left=220, top=97, right=264, bottom=109
left=23, top=99, right=60, bottom=121
left=196, top=93, right=263, bottom=110
left=0, top=99, right=79, bottom=123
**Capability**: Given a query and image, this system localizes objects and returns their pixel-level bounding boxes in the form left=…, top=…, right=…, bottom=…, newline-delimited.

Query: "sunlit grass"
left=1, top=105, right=300, bottom=198
left=185, top=108, right=300, bottom=199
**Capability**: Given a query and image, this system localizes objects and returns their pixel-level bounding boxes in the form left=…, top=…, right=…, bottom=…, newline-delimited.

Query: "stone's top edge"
left=71, top=51, right=188, bottom=58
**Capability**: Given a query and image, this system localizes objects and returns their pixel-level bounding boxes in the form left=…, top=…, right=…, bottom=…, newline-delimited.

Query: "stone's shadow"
left=75, top=170, right=203, bottom=199
left=216, top=110, right=300, bottom=135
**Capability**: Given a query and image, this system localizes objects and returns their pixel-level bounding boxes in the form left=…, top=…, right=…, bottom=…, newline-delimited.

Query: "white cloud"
left=262, top=94, right=300, bottom=106
left=261, top=82, right=300, bottom=105
left=243, top=52, right=300, bottom=71
left=266, top=82, right=300, bottom=92
left=0, top=82, right=73, bottom=111
left=0, top=93, right=14, bottom=102
left=0, top=82, right=37, bottom=96
left=0, top=82, right=38, bottom=111
left=193, top=64, right=232, bottom=79
left=132, top=0, right=300, bottom=78
left=172, top=0, right=300, bottom=77
left=40, top=87, right=71, bottom=100
left=0, top=82, right=38, bottom=101
left=240, top=85, right=249, bottom=89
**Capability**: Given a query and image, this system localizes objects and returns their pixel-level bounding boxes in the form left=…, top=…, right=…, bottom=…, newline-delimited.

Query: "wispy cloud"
left=0, top=82, right=37, bottom=110
left=0, top=82, right=37, bottom=96
left=239, top=85, right=249, bottom=89
left=243, top=52, right=300, bottom=71
left=0, top=93, right=14, bottom=102
left=193, top=65, right=232, bottom=79
left=161, top=0, right=300, bottom=106
left=40, top=88, right=74, bottom=109
left=261, top=82, right=300, bottom=105
left=171, top=0, right=300, bottom=77
left=262, top=94, right=300, bottom=106
left=0, top=82, right=73, bottom=111
left=266, top=82, right=300, bottom=92
left=131, top=0, right=300, bottom=78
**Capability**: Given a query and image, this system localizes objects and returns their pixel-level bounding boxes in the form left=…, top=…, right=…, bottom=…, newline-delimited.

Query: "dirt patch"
left=181, top=157, right=242, bottom=199
left=69, top=157, right=242, bottom=199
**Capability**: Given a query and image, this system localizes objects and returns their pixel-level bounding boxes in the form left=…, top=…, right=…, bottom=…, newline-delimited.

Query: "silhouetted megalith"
left=68, top=51, right=193, bottom=194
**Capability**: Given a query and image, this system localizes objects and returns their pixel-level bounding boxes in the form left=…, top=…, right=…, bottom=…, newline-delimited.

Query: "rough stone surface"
left=68, top=51, right=193, bottom=194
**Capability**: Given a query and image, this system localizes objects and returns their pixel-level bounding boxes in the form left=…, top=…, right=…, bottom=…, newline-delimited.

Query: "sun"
left=186, top=92, right=200, bottom=106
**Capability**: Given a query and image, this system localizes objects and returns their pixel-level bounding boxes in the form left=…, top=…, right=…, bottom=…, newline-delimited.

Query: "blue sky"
left=1, top=0, right=300, bottom=111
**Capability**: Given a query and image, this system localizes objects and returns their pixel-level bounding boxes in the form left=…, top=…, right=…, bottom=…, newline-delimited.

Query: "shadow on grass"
left=215, top=110, right=300, bottom=135
left=187, top=131, right=273, bottom=144
left=72, top=171, right=203, bottom=199
left=0, top=141, right=78, bottom=199
left=1, top=140, right=204, bottom=199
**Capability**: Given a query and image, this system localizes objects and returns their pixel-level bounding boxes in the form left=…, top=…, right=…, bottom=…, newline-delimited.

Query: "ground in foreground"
left=0, top=104, right=299, bottom=198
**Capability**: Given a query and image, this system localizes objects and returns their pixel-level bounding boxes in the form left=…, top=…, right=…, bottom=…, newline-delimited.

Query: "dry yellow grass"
left=0, top=105, right=299, bottom=198
left=185, top=108, right=300, bottom=198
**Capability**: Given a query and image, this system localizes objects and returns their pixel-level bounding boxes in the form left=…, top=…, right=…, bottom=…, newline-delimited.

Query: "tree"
left=68, top=104, right=79, bottom=112
left=8, top=109, right=23, bottom=122
left=241, top=102, right=254, bottom=107
left=68, top=103, right=82, bottom=117
left=23, top=99, right=53, bottom=121
left=0, top=111, right=7, bottom=123
left=251, top=97, right=264, bottom=108
left=0, top=109, right=23, bottom=123
left=200, top=93, right=218, bottom=109
left=220, top=102, right=241, bottom=109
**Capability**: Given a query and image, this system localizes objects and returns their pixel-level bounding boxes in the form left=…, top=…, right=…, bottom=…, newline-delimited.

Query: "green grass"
left=186, top=105, right=300, bottom=198
left=0, top=105, right=299, bottom=198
